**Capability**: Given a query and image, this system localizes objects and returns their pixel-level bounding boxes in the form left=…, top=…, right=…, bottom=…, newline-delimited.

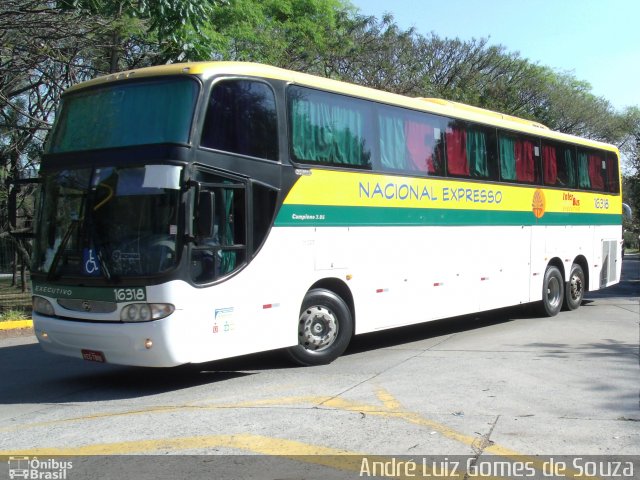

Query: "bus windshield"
left=32, top=165, right=182, bottom=279
left=47, top=78, right=198, bottom=153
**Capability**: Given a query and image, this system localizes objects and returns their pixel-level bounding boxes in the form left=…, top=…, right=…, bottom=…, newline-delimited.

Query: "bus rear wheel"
left=563, top=263, right=585, bottom=311
left=287, top=288, right=353, bottom=366
left=540, top=265, right=564, bottom=317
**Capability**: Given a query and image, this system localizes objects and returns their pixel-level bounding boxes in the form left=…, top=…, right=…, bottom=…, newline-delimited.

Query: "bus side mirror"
left=196, top=191, right=215, bottom=238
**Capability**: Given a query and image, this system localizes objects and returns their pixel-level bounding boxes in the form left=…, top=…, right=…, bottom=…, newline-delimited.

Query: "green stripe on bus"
left=32, top=282, right=147, bottom=302
left=275, top=205, right=621, bottom=227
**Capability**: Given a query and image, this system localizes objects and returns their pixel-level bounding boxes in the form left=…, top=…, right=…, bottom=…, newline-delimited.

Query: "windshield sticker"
left=111, top=250, right=141, bottom=275
left=82, top=248, right=102, bottom=276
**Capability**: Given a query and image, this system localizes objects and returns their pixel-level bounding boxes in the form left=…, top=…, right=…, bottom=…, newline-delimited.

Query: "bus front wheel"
left=540, top=265, right=564, bottom=317
left=287, top=288, right=353, bottom=366
left=564, top=263, right=585, bottom=311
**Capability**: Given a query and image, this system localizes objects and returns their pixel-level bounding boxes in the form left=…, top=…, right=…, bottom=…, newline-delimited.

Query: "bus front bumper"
left=33, top=313, right=189, bottom=368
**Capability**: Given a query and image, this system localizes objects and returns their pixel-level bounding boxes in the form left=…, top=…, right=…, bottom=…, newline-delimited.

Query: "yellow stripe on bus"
left=283, top=169, right=621, bottom=216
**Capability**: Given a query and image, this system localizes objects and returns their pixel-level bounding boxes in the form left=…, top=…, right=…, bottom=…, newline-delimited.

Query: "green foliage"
left=325, top=13, right=426, bottom=93
left=56, top=0, right=220, bottom=67
left=204, top=0, right=348, bottom=72
left=623, top=175, right=640, bottom=225
left=58, top=0, right=215, bottom=39
left=0, top=309, right=30, bottom=322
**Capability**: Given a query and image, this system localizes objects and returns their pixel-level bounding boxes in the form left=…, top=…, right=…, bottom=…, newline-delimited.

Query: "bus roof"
left=65, top=61, right=618, bottom=154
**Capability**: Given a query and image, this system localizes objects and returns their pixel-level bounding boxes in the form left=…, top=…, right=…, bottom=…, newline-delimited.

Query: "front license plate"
left=81, top=349, right=106, bottom=363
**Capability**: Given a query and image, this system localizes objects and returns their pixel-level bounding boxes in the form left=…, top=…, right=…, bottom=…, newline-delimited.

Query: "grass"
left=0, top=309, right=30, bottom=322
left=0, top=277, right=32, bottom=321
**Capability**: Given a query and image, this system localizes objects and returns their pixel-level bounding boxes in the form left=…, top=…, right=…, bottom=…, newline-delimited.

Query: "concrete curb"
left=0, top=319, right=33, bottom=331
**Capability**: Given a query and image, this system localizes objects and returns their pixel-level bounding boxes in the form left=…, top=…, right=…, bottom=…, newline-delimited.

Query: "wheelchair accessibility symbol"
left=83, top=248, right=101, bottom=276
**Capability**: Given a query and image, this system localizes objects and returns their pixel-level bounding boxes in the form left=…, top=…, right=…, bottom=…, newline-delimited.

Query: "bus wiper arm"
left=47, top=219, right=78, bottom=281
left=94, top=242, right=115, bottom=281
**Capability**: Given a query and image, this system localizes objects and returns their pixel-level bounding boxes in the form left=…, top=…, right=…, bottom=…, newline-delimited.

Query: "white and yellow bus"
left=31, top=62, right=622, bottom=367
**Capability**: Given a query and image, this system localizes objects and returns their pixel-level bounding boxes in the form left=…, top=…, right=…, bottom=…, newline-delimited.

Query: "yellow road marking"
left=0, top=434, right=481, bottom=480
left=0, top=435, right=458, bottom=480
left=0, top=388, right=600, bottom=479
left=0, top=433, right=350, bottom=456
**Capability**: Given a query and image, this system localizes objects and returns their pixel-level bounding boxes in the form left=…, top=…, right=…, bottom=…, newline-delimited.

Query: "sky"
left=349, top=0, right=640, bottom=111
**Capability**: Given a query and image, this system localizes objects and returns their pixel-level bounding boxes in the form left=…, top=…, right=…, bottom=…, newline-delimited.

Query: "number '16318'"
left=114, top=288, right=145, bottom=302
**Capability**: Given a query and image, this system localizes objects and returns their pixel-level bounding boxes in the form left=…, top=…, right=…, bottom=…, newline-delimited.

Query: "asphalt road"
left=0, top=256, right=638, bottom=478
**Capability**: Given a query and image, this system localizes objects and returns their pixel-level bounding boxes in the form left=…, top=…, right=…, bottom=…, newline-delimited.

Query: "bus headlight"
left=121, top=303, right=174, bottom=322
left=33, top=296, right=55, bottom=316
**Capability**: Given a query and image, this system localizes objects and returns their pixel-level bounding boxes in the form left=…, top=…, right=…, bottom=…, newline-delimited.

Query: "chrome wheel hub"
left=298, top=306, right=338, bottom=351
left=570, top=275, right=583, bottom=300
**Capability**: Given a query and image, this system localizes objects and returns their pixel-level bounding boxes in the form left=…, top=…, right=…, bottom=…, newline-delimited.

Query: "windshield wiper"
left=94, top=242, right=114, bottom=281
left=47, top=219, right=78, bottom=281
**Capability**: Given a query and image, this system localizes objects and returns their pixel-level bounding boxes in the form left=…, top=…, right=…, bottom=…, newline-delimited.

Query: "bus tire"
left=540, top=265, right=564, bottom=317
left=287, top=288, right=353, bottom=366
left=564, top=263, right=585, bottom=311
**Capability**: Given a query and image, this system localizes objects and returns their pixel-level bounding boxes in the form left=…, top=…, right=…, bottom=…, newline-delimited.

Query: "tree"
left=57, top=0, right=219, bottom=70
left=322, top=13, right=427, bottom=94
left=0, top=1, right=97, bottom=288
left=202, top=0, right=352, bottom=74
left=620, top=107, right=640, bottom=245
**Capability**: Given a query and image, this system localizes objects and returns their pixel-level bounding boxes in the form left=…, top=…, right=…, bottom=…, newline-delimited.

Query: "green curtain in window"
left=291, top=98, right=367, bottom=166
left=379, top=115, right=408, bottom=169
left=499, top=136, right=516, bottom=181
left=53, top=80, right=195, bottom=153
left=467, top=129, right=488, bottom=178
left=563, top=149, right=576, bottom=187
left=291, top=99, right=325, bottom=161
left=578, top=152, right=591, bottom=189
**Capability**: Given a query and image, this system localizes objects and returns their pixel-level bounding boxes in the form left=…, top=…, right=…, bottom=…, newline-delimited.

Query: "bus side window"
left=542, top=142, right=577, bottom=188
left=577, top=148, right=606, bottom=191
left=288, top=86, right=372, bottom=169
left=201, top=79, right=278, bottom=161
left=445, top=121, right=497, bottom=180
left=378, top=105, right=445, bottom=176
left=606, top=152, right=620, bottom=193
left=498, top=132, right=540, bottom=184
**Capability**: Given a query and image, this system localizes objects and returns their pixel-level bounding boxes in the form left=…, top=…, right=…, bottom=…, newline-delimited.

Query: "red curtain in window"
left=588, top=155, right=605, bottom=190
left=542, top=145, right=557, bottom=185
left=446, top=126, right=468, bottom=176
left=405, top=121, right=433, bottom=173
left=515, top=140, right=535, bottom=182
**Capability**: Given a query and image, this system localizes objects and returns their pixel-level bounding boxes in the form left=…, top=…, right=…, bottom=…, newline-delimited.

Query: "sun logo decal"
left=532, top=189, right=545, bottom=219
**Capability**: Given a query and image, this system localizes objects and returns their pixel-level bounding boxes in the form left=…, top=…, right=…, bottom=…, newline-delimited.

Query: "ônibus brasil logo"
left=7, top=457, right=72, bottom=479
